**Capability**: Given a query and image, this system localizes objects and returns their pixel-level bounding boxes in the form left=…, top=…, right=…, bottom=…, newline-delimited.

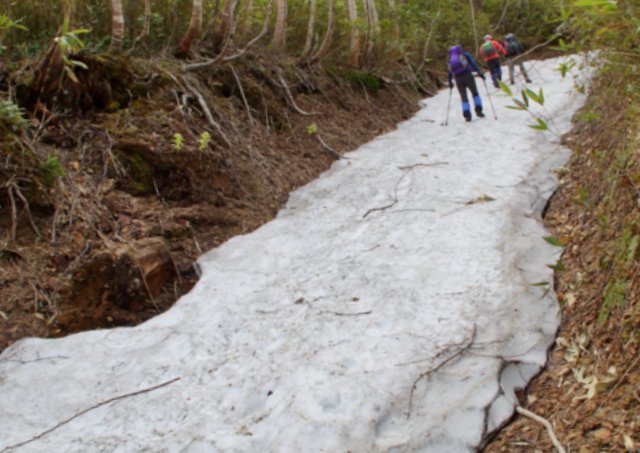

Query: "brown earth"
left=485, top=72, right=640, bottom=451
left=0, top=52, right=426, bottom=352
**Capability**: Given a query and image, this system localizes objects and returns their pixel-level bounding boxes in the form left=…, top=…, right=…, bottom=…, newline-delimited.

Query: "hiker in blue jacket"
left=447, top=45, right=486, bottom=122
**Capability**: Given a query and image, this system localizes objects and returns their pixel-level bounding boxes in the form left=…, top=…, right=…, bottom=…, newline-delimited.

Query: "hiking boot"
left=476, top=111, right=485, bottom=118
left=465, top=116, right=472, bottom=122
left=510, top=80, right=515, bottom=85
left=526, top=78, right=532, bottom=83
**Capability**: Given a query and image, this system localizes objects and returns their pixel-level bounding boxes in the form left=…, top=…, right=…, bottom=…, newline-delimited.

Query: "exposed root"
left=230, top=65, right=255, bottom=126
left=316, top=134, right=346, bottom=159
left=5, top=178, right=42, bottom=241
left=515, top=406, right=567, bottom=453
left=275, top=68, right=318, bottom=116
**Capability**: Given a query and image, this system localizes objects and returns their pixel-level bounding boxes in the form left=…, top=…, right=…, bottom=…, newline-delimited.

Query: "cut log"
left=58, top=237, right=176, bottom=333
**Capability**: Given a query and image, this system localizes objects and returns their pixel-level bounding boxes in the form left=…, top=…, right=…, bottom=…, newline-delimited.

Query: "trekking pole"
left=482, top=78, right=498, bottom=120
left=441, top=87, right=453, bottom=126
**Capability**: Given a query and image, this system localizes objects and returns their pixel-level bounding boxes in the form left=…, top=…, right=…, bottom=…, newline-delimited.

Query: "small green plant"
left=0, top=15, right=27, bottom=56
left=543, top=235, right=563, bottom=247
left=547, top=260, right=566, bottom=272
left=198, top=131, right=211, bottom=151
left=599, top=279, right=627, bottom=324
left=556, top=59, right=577, bottom=79
left=0, top=100, right=28, bottom=131
left=40, top=155, right=65, bottom=188
left=306, top=123, right=318, bottom=135
left=54, top=19, right=91, bottom=83
left=500, top=82, right=556, bottom=133
left=172, top=133, right=184, bottom=151
left=577, top=186, right=589, bottom=207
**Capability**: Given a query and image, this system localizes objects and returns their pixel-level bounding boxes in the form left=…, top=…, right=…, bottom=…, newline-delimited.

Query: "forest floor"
left=0, top=52, right=423, bottom=351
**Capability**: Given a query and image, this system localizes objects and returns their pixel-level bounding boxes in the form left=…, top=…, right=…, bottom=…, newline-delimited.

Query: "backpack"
left=504, top=34, right=523, bottom=56
left=449, top=53, right=469, bottom=75
left=481, top=41, right=497, bottom=58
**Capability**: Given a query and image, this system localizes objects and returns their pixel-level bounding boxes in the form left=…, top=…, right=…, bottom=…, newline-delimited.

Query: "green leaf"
left=511, top=99, right=528, bottom=110
left=530, top=281, right=551, bottom=287
left=499, top=80, right=512, bottom=97
left=543, top=235, right=563, bottom=247
left=547, top=261, right=566, bottom=272
left=528, top=117, right=549, bottom=131
left=521, top=89, right=529, bottom=107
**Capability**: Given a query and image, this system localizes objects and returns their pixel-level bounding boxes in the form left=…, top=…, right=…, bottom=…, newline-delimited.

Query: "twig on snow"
left=515, top=406, right=567, bottom=453
left=396, top=162, right=448, bottom=171
left=1, top=377, right=181, bottom=452
left=363, top=171, right=411, bottom=218
left=406, top=325, right=477, bottom=418
left=363, top=162, right=449, bottom=218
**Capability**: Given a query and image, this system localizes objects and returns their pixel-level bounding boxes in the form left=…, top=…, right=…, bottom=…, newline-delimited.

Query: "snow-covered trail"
left=0, top=57, right=588, bottom=452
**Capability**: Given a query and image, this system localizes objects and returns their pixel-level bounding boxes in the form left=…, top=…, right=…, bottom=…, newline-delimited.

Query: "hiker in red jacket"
left=479, top=34, right=507, bottom=88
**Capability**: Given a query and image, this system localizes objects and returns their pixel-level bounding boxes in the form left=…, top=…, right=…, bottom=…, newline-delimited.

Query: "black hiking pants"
left=454, top=72, right=483, bottom=120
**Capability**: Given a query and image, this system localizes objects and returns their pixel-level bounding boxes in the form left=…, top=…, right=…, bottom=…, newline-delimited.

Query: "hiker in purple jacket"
left=447, top=45, right=486, bottom=122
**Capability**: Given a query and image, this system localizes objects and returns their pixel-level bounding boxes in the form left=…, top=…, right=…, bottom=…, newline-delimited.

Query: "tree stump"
left=58, top=237, right=176, bottom=333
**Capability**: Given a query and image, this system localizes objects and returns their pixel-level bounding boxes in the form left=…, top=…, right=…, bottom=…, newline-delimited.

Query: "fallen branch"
left=364, top=166, right=432, bottom=218
left=1, top=377, right=181, bottom=452
left=275, top=69, right=318, bottom=116
left=515, top=406, right=567, bottom=453
left=229, top=65, right=255, bottom=126
left=397, top=162, right=448, bottom=171
left=5, top=178, right=42, bottom=241
left=181, top=77, right=232, bottom=147
left=406, top=325, right=476, bottom=418
left=316, top=134, right=346, bottom=159
left=332, top=310, right=372, bottom=316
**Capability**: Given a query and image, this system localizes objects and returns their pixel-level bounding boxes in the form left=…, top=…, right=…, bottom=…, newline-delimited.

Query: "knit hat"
left=483, top=34, right=492, bottom=41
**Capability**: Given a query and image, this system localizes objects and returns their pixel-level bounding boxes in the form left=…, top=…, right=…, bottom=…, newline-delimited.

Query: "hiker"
left=503, top=33, right=532, bottom=84
left=447, top=45, right=486, bottom=122
left=479, top=34, right=507, bottom=88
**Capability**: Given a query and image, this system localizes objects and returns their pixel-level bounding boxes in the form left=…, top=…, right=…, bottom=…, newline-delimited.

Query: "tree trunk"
left=110, top=0, right=125, bottom=52
left=469, top=0, right=479, bottom=53
left=300, top=0, right=317, bottom=60
left=213, top=0, right=238, bottom=53
left=179, top=0, right=204, bottom=55
left=387, top=0, right=400, bottom=45
left=308, top=0, right=334, bottom=65
left=347, top=0, right=360, bottom=67
left=132, top=0, right=151, bottom=48
left=142, top=0, right=151, bottom=39
left=271, top=0, right=288, bottom=50
left=240, top=0, right=254, bottom=38
left=363, top=0, right=379, bottom=62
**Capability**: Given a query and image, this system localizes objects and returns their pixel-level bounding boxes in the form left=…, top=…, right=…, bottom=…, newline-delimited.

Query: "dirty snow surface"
left=0, top=56, right=589, bottom=452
